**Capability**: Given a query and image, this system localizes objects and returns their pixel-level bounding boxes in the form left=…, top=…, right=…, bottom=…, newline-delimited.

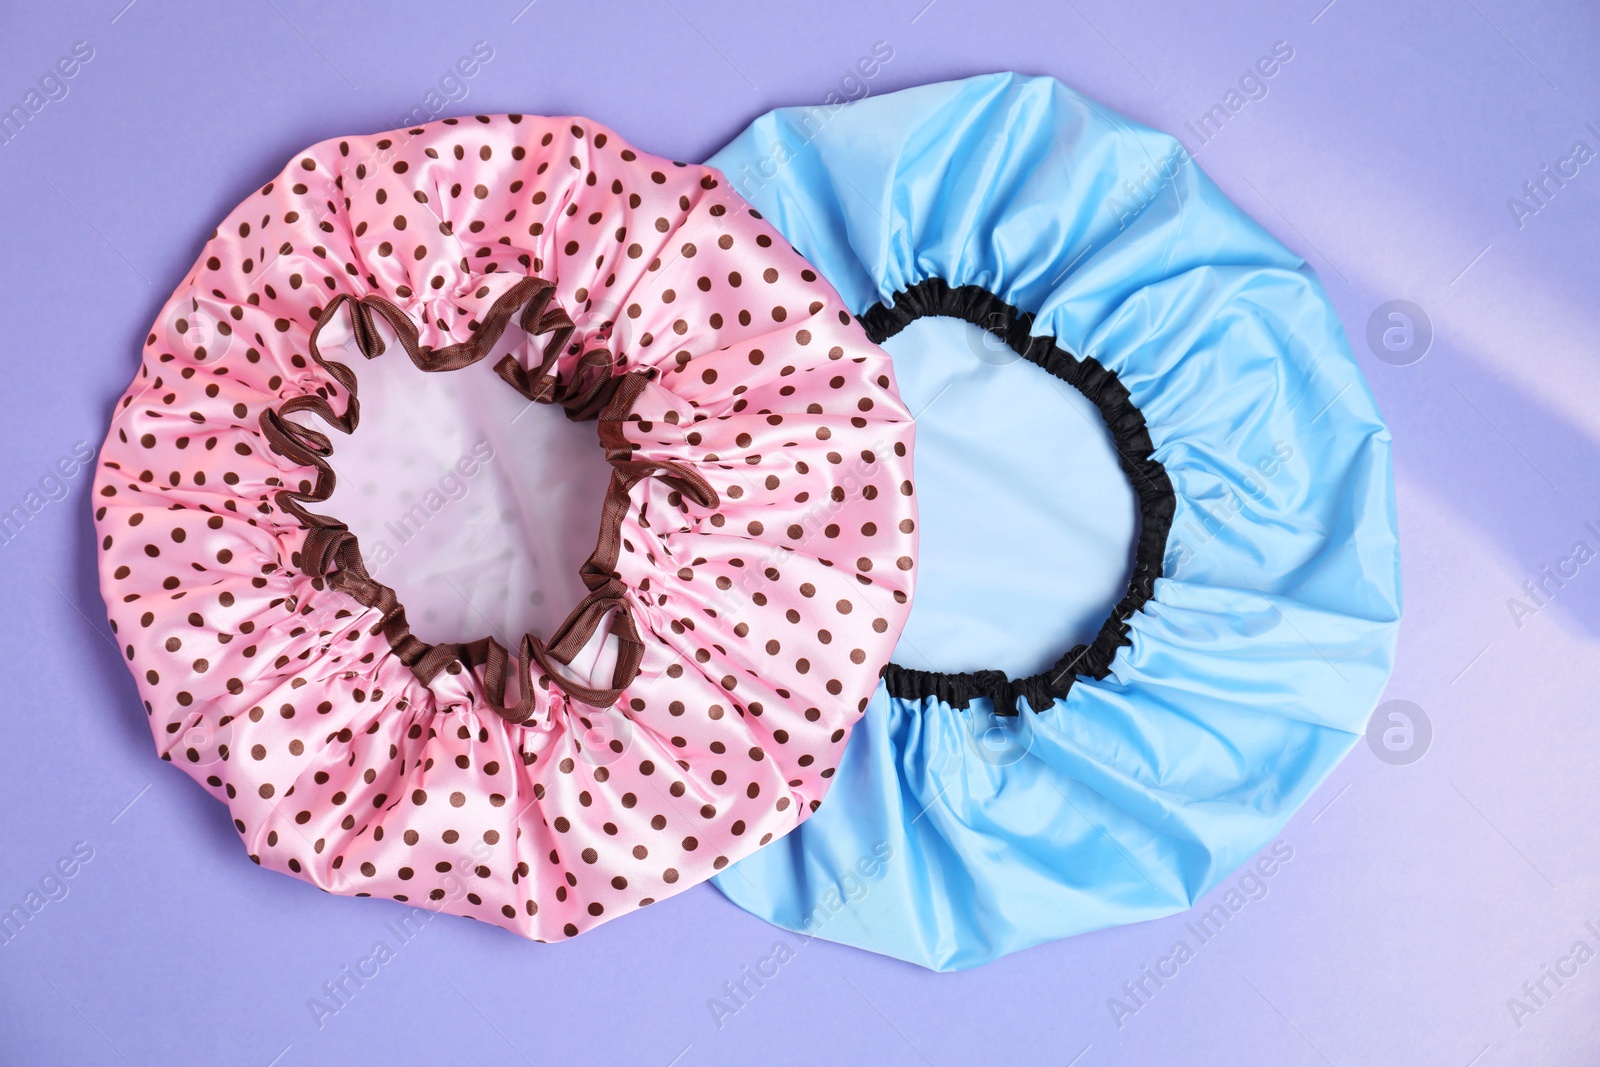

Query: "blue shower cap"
left=706, top=73, right=1401, bottom=970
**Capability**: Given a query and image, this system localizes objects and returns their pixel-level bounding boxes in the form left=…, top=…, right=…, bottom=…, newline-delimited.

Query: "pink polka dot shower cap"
left=92, top=114, right=918, bottom=940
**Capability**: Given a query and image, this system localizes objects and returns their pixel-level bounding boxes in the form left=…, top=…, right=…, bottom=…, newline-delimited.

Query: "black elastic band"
left=862, top=279, right=1175, bottom=715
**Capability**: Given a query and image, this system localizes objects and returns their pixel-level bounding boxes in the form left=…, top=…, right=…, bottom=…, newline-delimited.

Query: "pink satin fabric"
left=93, top=114, right=917, bottom=940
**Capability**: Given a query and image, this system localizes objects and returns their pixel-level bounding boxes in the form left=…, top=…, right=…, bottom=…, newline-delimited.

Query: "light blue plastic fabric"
left=706, top=73, right=1401, bottom=971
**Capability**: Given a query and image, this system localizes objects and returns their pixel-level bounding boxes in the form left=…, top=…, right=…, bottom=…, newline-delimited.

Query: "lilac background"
left=2, top=1, right=1598, bottom=1064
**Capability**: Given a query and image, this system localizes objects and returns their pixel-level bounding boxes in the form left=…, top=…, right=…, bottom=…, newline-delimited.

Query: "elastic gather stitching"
left=859, top=278, right=1175, bottom=714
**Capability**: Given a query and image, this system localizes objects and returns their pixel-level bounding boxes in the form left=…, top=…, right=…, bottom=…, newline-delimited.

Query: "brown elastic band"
left=257, top=281, right=707, bottom=717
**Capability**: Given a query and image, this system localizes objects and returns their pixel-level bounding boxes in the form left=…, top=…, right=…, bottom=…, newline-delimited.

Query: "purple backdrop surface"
left=2, top=1, right=1597, bottom=1065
